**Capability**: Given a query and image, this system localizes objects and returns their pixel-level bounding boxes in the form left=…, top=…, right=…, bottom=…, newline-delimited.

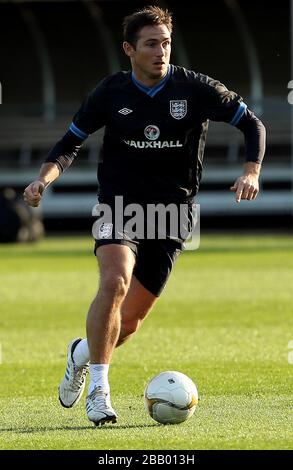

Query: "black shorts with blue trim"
left=93, top=199, right=194, bottom=297
left=94, top=237, right=182, bottom=297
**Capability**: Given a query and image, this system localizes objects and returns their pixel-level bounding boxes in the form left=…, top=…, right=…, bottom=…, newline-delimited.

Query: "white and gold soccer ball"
left=144, top=371, right=199, bottom=424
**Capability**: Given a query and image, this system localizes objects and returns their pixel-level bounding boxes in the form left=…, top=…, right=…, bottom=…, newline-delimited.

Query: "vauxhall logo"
left=123, top=124, right=183, bottom=149
left=144, top=125, right=160, bottom=140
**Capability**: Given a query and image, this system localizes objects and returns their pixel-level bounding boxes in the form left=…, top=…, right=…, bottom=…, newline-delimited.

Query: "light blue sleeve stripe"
left=69, top=122, right=88, bottom=140
left=230, top=102, right=247, bottom=126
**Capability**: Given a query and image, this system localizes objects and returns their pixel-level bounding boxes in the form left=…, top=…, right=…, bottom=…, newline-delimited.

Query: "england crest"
left=170, top=100, right=187, bottom=120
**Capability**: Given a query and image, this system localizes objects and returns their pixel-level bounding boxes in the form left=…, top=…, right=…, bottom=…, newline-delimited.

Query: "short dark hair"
left=123, top=5, right=173, bottom=47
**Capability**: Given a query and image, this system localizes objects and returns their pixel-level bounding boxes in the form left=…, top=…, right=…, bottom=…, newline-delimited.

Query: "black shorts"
left=93, top=198, right=194, bottom=296
left=94, top=237, right=182, bottom=297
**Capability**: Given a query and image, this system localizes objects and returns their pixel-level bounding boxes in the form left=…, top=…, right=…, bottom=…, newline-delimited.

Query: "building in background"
left=0, top=0, right=291, bottom=231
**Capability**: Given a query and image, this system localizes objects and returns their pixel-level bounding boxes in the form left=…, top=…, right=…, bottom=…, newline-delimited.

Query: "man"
left=23, top=6, right=266, bottom=426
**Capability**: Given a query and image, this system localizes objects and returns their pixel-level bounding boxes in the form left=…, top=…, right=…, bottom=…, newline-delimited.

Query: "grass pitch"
left=0, top=234, right=292, bottom=450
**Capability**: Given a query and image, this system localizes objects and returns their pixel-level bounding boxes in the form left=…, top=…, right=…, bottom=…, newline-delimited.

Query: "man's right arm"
left=23, top=162, right=60, bottom=207
left=23, top=129, right=84, bottom=207
left=23, top=81, right=108, bottom=208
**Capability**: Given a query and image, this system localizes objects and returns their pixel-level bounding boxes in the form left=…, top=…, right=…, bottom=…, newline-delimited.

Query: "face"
left=123, top=24, right=171, bottom=84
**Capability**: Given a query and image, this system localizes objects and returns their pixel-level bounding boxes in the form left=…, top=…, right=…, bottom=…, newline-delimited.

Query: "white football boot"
left=58, top=338, right=89, bottom=408
left=86, top=387, right=117, bottom=426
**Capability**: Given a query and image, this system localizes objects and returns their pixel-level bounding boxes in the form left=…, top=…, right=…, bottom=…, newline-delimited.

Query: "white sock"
left=72, top=339, right=90, bottom=366
left=88, top=364, right=110, bottom=394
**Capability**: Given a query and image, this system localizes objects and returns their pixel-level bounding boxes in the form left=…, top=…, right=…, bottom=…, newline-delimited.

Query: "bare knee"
left=121, top=318, right=140, bottom=337
left=96, top=245, right=134, bottom=303
left=116, top=318, right=140, bottom=347
left=99, top=271, right=130, bottom=303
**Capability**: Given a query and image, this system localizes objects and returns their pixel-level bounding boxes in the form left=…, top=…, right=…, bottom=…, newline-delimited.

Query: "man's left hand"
left=230, top=173, right=259, bottom=203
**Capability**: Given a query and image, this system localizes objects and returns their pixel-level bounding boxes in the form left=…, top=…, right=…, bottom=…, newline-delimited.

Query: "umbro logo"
left=118, top=108, right=133, bottom=115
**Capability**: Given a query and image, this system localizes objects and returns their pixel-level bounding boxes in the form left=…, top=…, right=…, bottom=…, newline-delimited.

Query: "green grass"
left=0, top=234, right=292, bottom=449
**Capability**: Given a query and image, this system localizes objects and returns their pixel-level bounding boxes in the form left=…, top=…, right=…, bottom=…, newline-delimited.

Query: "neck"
left=132, top=67, right=169, bottom=88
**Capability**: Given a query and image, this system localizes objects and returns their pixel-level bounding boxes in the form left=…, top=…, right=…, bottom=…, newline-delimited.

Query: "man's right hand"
left=23, top=180, right=46, bottom=207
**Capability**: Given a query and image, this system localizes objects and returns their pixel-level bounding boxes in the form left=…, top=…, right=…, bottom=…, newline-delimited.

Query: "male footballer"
left=24, top=6, right=266, bottom=426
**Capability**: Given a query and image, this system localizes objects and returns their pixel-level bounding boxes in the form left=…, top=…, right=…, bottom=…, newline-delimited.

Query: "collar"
left=131, top=65, right=172, bottom=97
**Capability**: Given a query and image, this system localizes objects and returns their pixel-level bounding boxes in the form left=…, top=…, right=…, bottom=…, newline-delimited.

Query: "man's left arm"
left=230, top=161, right=261, bottom=203
left=230, top=109, right=266, bottom=203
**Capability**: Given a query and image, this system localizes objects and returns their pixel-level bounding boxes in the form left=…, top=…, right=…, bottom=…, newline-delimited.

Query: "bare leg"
left=117, top=275, right=158, bottom=346
left=86, top=244, right=135, bottom=364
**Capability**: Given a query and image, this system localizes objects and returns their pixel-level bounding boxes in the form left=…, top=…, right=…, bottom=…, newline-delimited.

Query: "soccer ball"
left=144, top=371, right=199, bottom=424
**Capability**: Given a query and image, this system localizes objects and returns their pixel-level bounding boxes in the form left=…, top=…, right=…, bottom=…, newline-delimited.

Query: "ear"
left=123, top=41, right=135, bottom=58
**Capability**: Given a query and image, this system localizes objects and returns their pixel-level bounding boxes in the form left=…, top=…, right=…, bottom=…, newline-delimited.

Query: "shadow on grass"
left=1, top=244, right=293, bottom=259
left=186, top=244, right=293, bottom=254
left=0, top=423, right=158, bottom=433
left=0, top=250, right=91, bottom=259
left=1, top=233, right=293, bottom=259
